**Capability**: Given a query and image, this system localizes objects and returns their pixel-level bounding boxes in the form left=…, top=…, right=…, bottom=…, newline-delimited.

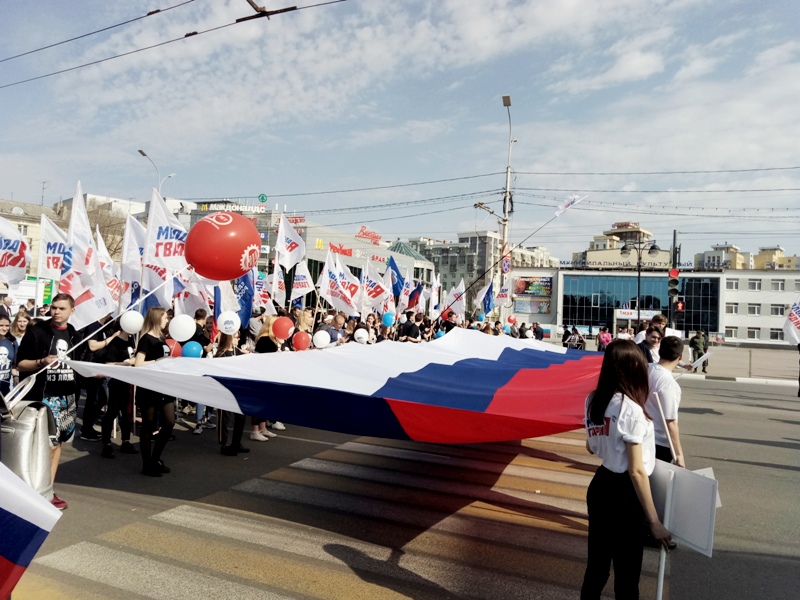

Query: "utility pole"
left=41, top=180, right=49, bottom=206
left=500, top=95, right=516, bottom=322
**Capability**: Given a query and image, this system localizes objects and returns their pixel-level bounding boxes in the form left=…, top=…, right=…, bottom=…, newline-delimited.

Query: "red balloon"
left=166, top=338, right=182, bottom=357
left=272, top=316, right=294, bottom=340
left=185, top=212, right=261, bottom=281
left=507, top=315, right=517, bottom=324
left=292, top=331, right=311, bottom=351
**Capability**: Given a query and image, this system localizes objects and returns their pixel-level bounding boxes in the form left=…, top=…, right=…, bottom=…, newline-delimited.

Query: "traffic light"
left=668, top=268, right=680, bottom=298
left=675, top=296, right=685, bottom=312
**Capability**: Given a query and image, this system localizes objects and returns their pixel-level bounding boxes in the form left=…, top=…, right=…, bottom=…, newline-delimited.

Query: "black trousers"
left=581, top=466, right=646, bottom=600
left=218, top=409, right=245, bottom=447
left=81, top=377, right=107, bottom=435
left=101, top=379, right=134, bottom=445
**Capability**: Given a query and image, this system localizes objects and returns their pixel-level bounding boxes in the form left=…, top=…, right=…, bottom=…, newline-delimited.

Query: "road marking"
left=35, top=542, right=292, bottom=600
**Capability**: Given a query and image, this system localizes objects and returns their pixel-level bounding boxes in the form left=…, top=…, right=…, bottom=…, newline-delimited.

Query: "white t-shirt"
left=616, top=332, right=632, bottom=340
left=585, top=392, right=655, bottom=475
left=633, top=330, right=646, bottom=344
left=646, top=363, right=681, bottom=448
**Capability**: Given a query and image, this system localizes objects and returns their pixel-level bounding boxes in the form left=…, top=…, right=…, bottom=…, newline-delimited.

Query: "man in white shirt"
left=645, top=336, right=685, bottom=467
left=633, top=313, right=667, bottom=344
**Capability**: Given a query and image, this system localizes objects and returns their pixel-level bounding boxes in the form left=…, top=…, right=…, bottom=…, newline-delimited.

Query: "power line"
left=0, top=1, right=346, bottom=90
left=301, top=190, right=501, bottom=215
left=515, top=187, right=800, bottom=194
left=185, top=173, right=505, bottom=201
left=0, top=0, right=197, bottom=64
left=515, top=166, right=800, bottom=176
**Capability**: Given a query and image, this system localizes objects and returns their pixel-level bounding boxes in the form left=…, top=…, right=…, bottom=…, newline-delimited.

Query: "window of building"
left=725, top=279, right=738, bottom=290
left=17, top=224, right=28, bottom=236
left=725, top=327, right=737, bottom=339
left=747, top=304, right=761, bottom=316
left=748, top=279, right=761, bottom=291
left=770, top=305, right=785, bottom=316
left=747, top=328, right=760, bottom=339
left=771, top=280, right=785, bottom=291
left=725, top=303, right=738, bottom=315
left=770, top=329, right=784, bottom=341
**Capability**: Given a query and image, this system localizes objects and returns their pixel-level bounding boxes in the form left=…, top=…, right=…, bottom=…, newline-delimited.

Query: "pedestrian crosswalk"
left=22, top=430, right=667, bottom=599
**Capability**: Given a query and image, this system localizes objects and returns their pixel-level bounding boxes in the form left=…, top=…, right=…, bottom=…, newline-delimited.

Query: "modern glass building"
left=519, top=271, right=722, bottom=336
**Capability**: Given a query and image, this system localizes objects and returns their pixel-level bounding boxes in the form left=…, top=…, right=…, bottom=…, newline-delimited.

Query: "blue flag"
left=482, top=281, right=495, bottom=314
left=213, top=286, right=222, bottom=322
left=386, top=256, right=405, bottom=298
left=234, top=272, right=254, bottom=330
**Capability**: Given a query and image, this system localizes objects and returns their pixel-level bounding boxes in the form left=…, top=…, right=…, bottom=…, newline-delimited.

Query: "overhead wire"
left=0, top=0, right=197, bottom=64
left=0, top=0, right=347, bottom=90
left=514, top=166, right=800, bottom=176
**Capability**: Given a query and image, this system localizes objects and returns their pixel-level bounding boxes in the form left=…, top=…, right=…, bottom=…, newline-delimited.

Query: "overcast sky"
left=1, top=0, right=798, bottom=264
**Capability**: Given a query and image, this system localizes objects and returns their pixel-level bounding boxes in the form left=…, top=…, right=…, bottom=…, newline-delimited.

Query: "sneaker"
left=120, top=441, right=139, bottom=455
left=51, top=494, right=68, bottom=510
left=260, top=429, right=277, bottom=438
left=101, top=444, right=115, bottom=459
left=249, top=431, right=269, bottom=442
left=192, top=425, right=203, bottom=435
left=269, top=421, right=286, bottom=431
left=202, top=421, right=217, bottom=430
left=80, top=430, right=101, bottom=442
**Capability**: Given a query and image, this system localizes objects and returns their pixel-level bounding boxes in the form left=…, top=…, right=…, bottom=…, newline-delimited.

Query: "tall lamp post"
left=620, top=238, right=660, bottom=324
left=500, top=95, right=517, bottom=323
left=138, top=149, right=175, bottom=195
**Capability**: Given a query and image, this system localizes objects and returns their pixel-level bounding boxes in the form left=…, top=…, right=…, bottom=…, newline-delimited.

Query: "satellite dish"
left=11, top=207, right=25, bottom=216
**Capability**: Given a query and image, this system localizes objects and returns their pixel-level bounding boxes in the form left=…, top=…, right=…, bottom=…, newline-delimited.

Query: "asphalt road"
left=12, top=379, right=800, bottom=599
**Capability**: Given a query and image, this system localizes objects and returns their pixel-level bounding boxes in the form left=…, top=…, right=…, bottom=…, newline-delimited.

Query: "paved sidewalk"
left=680, top=344, right=800, bottom=384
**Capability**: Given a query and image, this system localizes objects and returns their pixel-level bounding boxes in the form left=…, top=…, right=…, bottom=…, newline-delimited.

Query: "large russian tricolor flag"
left=0, top=462, right=62, bottom=598
left=69, top=329, right=602, bottom=444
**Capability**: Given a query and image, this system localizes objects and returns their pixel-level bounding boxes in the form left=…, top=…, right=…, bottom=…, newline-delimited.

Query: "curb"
left=679, top=373, right=798, bottom=388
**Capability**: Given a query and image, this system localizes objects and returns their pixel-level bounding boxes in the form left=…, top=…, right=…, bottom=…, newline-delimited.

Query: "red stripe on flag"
left=0, top=555, right=28, bottom=599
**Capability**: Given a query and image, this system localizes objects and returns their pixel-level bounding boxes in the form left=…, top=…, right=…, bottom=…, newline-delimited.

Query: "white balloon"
left=120, top=311, right=144, bottom=335
left=218, top=311, right=241, bottom=335
left=525, top=329, right=533, bottom=338
left=169, top=313, right=196, bottom=342
left=353, top=328, right=369, bottom=344
left=399, top=314, right=408, bottom=324
left=312, top=330, right=331, bottom=349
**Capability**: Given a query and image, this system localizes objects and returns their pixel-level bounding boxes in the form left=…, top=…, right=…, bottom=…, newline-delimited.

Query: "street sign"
left=258, top=194, right=268, bottom=203
left=502, top=256, right=511, bottom=273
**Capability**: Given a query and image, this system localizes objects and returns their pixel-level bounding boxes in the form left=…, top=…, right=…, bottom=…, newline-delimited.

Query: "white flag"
left=555, top=194, right=587, bottom=217
left=428, top=271, right=440, bottom=318
left=59, top=182, right=114, bottom=329
left=95, top=225, right=121, bottom=316
left=120, top=215, right=146, bottom=310
left=174, top=271, right=212, bottom=317
left=142, top=190, right=188, bottom=309
left=444, top=278, right=466, bottom=317
left=335, top=255, right=361, bottom=306
left=290, top=260, right=314, bottom=301
left=382, top=267, right=396, bottom=316
left=37, top=215, right=67, bottom=282
left=361, top=260, right=388, bottom=312
left=316, top=251, right=359, bottom=317
left=267, top=266, right=286, bottom=308
left=396, top=268, right=413, bottom=312
left=496, top=283, right=511, bottom=305
left=473, top=282, right=493, bottom=311
left=0, top=217, right=30, bottom=286
left=784, top=297, right=800, bottom=345
left=276, top=214, right=306, bottom=271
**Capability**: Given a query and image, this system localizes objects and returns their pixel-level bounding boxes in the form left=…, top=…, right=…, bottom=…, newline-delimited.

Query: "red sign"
left=330, top=242, right=353, bottom=257
left=355, top=225, right=382, bottom=246
left=371, top=255, right=386, bottom=263
left=286, top=216, right=306, bottom=224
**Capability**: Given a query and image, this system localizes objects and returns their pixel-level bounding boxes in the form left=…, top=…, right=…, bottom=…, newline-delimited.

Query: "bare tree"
left=59, top=198, right=127, bottom=262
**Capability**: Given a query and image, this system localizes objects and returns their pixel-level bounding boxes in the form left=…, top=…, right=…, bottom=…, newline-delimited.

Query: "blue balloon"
left=503, top=325, right=511, bottom=334
left=435, top=330, right=445, bottom=338
left=382, top=313, right=396, bottom=327
left=477, top=313, right=485, bottom=322
left=182, top=341, right=203, bottom=358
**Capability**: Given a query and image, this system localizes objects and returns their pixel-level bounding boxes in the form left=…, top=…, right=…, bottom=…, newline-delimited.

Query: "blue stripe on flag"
left=0, top=505, right=50, bottom=568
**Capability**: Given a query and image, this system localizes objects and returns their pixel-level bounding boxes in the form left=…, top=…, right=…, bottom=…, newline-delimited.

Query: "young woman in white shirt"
left=581, top=340, right=672, bottom=599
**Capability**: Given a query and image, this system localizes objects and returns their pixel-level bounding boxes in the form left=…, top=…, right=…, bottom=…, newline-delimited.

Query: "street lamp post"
left=620, top=237, right=661, bottom=324
left=500, top=95, right=517, bottom=323
left=138, top=149, right=175, bottom=195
